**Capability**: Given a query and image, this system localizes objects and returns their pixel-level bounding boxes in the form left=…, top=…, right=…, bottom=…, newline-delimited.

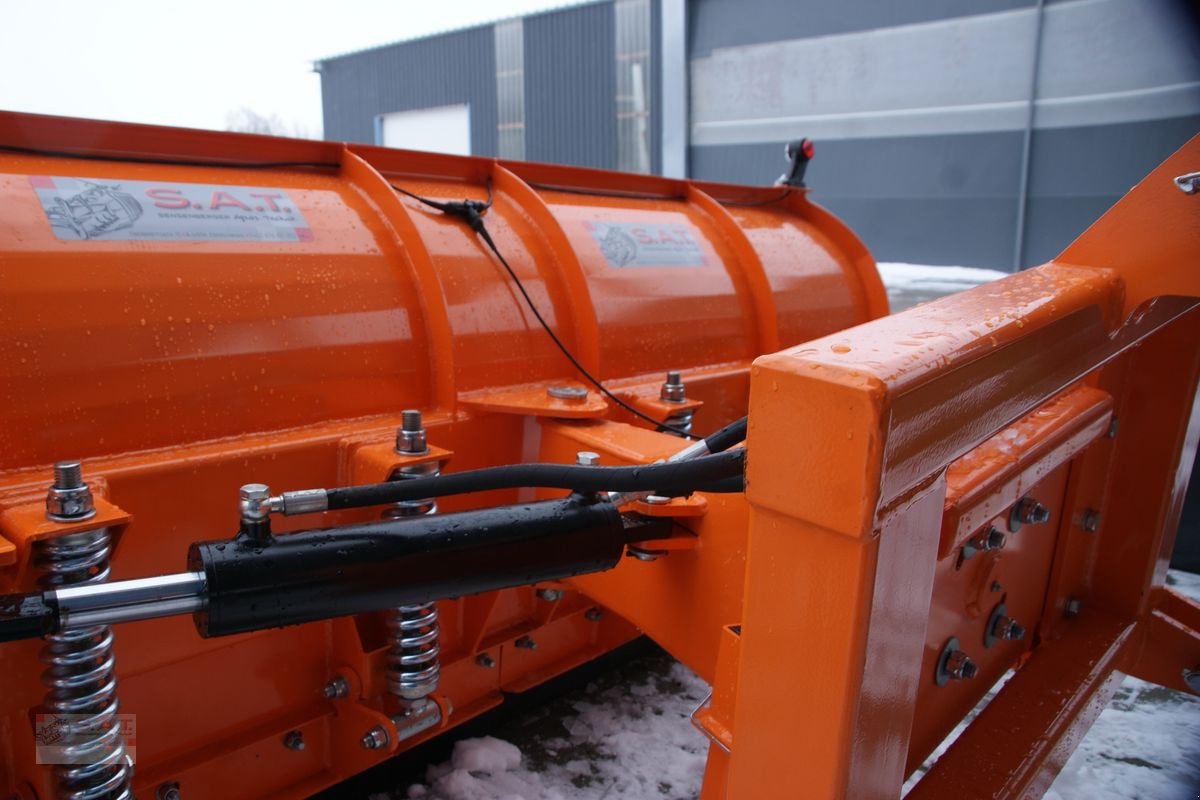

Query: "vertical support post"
left=659, top=0, right=688, bottom=178
left=1013, top=0, right=1046, bottom=270
left=724, top=357, right=941, bottom=798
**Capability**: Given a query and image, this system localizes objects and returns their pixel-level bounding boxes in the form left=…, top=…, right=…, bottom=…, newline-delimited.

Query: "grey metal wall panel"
left=524, top=3, right=617, bottom=169
left=690, top=131, right=1025, bottom=268
left=1020, top=114, right=1200, bottom=265
left=688, top=0, right=1034, bottom=58
left=319, top=27, right=498, bottom=154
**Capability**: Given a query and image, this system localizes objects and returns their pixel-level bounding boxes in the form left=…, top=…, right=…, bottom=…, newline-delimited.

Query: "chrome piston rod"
left=52, top=571, right=208, bottom=628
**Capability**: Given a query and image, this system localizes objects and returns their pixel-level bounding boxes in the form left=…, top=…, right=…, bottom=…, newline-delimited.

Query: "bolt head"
left=514, top=636, right=537, bottom=650
left=585, top=607, right=603, bottom=622
left=322, top=676, right=348, bottom=699
left=361, top=726, right=389, bottom=750
left=944, top=650, right=977, bottom=680
left=156, top=783, right=181, bottom=800
left=475, top=653, right=496, bottom=668
left=1082, top=509, right=1101, bottom=533
left=283, top=730, right=305, bottom=751
left=1065, top=597, right=1082, bottom=618
left=983, top=527, right=1006, bottom=551
left=993, top=615, right=1025, bottom=641
left=536, top=588, right=563, bottom=602
left=575, top=451, right=600, bottom=466
left=239, top=483, right=270, bottom=522
left=960, top=540, right=978, bottom=561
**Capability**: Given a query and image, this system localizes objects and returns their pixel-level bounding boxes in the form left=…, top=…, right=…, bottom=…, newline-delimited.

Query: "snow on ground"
left=877, top=261, right=1009, bottom=312
left=392, top=659, right=710, bottom=800
left=395, top=570, right=1199, bottom=800
left=388, top=265, right=1198, bottom=800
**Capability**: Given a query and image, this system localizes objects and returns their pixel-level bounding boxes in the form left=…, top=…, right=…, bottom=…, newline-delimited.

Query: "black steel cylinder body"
left=188, top=496, right=627, bottom=637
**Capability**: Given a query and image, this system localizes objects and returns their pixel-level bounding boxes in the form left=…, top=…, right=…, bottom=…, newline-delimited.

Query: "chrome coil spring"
left=662, top=408, right=694, bottom=438
left=385, top=602, right=441, bottom=702
left=36, top=529, right=132, bottom=800
left=384, top=450, right=441, bottom=704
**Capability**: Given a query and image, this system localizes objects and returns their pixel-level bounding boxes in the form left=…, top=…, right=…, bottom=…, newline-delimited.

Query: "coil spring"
left=36, top=529, right=132, bottom=800
left=662, top=408, right=694, bottom=438
left=384, top=460, right=441, bottom=703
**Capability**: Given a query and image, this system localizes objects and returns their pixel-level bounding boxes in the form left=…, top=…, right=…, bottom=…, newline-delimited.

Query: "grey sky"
left=0, top=0, right=589, bottom=137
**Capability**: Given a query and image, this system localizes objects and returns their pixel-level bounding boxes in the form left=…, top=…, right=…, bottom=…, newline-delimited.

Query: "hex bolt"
left=935, top=638, right=978, bottom=686
left=1009, top=496, right=1051, bottom=531
left=536, top=588, right=563, bottom=602
left=156, top=782, right=181, bottom=800
left=361, top=726, right=390, bottom=750
left=585, top=608, right=603, bottom=622
left=660, top=370, right=686, bottom=403
left=476, top=653, right=496, bottom=669
left=992, top=615, right=1025, bottom=642
left=1064, top=597, right=1082, bottom=618
left=1081, top=508, right=1102, bottom=533
left=396, top=409, right=428, bottom=455
left=575, top=451, right=600, bottom=466
left=322, top=676, right=349, bottom=699
left=514, top=636, right=537, bottom=650
left=239, top=483, right=270, bottom=523
left=960, top=540, right=978, bottom=562
left=946, top=651, right=978, bottom=680
left=980, top=527, right=1006, bottom=551
left=1183, top=666, right=1200, bottom=694
left=45, top=460, right=96, bottom=522
left=282, top=730, right=305, bottom=751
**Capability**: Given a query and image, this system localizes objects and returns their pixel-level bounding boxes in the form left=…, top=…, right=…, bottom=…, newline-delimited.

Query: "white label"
left=29, top=176, right=312, bottom=242
left=586, top=221, right=705, bottom=267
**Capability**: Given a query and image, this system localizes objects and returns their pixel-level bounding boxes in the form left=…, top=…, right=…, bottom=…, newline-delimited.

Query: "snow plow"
left=0, top=110, right=1197, bottom=799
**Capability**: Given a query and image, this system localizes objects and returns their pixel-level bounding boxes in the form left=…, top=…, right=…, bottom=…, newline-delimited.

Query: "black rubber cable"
left=324, top=449, right=744, bottom=510
left=703, top=416, right=748, bottom=455
left=391, top=180, right=698, bottom=439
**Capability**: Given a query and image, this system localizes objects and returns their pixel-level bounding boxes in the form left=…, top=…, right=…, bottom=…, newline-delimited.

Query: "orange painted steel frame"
left=0, top=110, right=1196, bottom=800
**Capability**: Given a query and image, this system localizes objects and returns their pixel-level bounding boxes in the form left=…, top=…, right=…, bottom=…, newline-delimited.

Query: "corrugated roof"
left=314, top=0, right=606, bottom=65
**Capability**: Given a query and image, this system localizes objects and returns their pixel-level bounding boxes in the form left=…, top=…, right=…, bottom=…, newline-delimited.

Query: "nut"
left=585, top=608, right=603, bottom=622
left=361, top=726, right=389, bottom=750
left=514, top=636, right=537, bottom=650
left=475, top=653, right=496, bottom=668
left=322, top=676, right=349, bottom=699
left=992, top=615, right=1025, bottom=642
left=536, top=588, right=563, bottom=602
left=1081, top=508, right=1102, bottom=533
left=282, top=730, right=305, bottom=751
left=660, top=370, right=686, bottom=403
left=547, top=385, right=588, bottom=402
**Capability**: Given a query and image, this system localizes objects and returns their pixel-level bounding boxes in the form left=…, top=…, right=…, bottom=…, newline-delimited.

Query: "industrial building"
left=317, top=0, right=1200, bottom=269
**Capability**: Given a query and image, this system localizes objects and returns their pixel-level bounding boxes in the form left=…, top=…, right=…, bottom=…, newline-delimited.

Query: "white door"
left=376, top=104, right=471, bottom=155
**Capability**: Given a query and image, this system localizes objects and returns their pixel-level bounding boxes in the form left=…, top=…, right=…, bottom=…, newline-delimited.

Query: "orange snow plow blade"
left=0, top=111, right=1196, bottom=799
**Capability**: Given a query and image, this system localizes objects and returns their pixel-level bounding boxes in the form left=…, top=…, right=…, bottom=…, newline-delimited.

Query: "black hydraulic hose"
left=703, top=416, right=747, bottom=455
left=323, top=449, right=745, bottom=511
